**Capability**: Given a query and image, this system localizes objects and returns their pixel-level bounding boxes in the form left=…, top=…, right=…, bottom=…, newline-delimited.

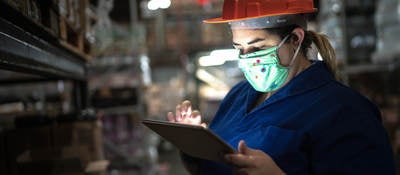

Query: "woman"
left=167, top=0, right=396, bottom=174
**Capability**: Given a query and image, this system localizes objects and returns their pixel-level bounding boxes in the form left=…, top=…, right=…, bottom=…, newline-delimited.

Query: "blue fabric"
left=197, top=61, right=395, bottom=175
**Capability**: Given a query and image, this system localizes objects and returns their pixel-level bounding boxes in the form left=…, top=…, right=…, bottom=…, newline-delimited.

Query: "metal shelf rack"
left=343, top=61, right=400, bottom=75
left=0, top=18, right=86, bottom=80
left=0, top=7, right=89, bottom=112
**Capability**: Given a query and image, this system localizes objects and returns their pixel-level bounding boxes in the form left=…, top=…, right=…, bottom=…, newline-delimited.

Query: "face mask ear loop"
left=278, top=35, right=290, bottom=48
left=288, top=41, right=302, bottom=67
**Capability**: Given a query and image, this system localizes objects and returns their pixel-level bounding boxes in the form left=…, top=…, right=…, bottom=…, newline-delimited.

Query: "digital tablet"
left=142, top=119, right=237, bottom=163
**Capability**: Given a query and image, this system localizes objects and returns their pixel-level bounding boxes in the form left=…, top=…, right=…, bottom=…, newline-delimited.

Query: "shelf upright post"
left=73, top=80, right=88, bottom=112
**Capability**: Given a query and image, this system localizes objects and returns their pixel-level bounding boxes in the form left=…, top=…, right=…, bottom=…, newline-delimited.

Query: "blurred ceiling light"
left=198, top=49, right=239, bottom=66
left=159, top=0, right=171, bottom=9
left=198, top=56, right=226, bottom=66
left=196, top=69, right=229, bottom=90
left=147, top=0, right=158, bottom=10
left=210, top=49, right=239, bottom=59
left=147, top=0, right=171, bottom=10
left=199, top=85, right=229, bottom=100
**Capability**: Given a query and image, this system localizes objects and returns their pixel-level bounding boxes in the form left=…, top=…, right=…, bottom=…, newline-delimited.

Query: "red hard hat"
left=204, top=0, right=318, bottom=23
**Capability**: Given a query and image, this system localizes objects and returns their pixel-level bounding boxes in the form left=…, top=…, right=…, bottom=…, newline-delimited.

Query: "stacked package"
left=373, top=0, right=400, bottom=63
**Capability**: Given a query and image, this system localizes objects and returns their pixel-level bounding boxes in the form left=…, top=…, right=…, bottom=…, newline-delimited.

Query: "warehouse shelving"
left=0, top=1, right=98, bottom=174
left=326, top=1, right=400, bottom=172
left=0, top=18, right=86, bottom=80
left=343, top=61, right=400, bottom=74
left=0, top=2, right=89, bottom=112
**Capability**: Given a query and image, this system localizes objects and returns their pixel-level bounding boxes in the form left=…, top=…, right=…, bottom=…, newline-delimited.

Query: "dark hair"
left=266, top=25, right=339, bottom=80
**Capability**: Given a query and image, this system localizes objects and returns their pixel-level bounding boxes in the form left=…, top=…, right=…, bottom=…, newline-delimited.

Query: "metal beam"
left=0, top=18, right=86, bottom=80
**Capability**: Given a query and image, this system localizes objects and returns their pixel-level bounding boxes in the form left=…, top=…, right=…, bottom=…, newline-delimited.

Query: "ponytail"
left=267, top=25, right=340, bottom=81
left=304, top=31, right=340, bottom=81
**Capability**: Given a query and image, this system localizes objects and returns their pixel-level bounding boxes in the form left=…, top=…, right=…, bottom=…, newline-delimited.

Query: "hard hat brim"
left=203, top=8, right=318, bottom=24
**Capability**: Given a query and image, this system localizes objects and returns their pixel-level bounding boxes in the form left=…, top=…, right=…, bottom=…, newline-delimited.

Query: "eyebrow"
left=233, top=38, right=266, bottom=46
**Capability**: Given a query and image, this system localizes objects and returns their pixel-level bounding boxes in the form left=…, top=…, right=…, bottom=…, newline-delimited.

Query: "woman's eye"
left=237, top=46, right=267, bottom=55
left=248, top=47, right=261, bottom=53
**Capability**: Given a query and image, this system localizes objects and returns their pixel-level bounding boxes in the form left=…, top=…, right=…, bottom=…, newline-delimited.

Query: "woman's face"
left=232, top=29, right=294, bottom=67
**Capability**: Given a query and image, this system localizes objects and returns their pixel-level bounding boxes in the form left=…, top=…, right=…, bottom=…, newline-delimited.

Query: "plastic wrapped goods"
left=373, top=0, right=400, bottom=63
left=318, top=0, right=346, bottom=64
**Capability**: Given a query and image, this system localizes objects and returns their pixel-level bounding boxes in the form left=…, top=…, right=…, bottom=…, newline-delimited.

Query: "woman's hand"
left=225, top=140, right=286, bottom=175
left=167, top=100, right=207, bottom=127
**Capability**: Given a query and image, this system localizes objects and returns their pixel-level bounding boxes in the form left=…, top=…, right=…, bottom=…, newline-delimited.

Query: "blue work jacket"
left=196, top=61, right=395, bottom=174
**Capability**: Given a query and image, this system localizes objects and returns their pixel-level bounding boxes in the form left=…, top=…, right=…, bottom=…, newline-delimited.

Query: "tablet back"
left=142, top=119, right=236, bottom=163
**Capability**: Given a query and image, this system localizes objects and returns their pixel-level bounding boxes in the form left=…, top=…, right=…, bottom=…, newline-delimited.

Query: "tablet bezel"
left=142, top=119, right=236, bottom=163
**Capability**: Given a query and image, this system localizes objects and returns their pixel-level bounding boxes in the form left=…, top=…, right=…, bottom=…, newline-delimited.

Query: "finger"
left=182, top=100, right=191, bottom=110
left=238, top=140, right=258, bottom=155
left=224, top=153, right=254, bottom=168
left=175, top=105, right=183, bottom=121
left=190, top=110, right=202, bottom=123
left=191, top=110, right=201, bottom=118
left=238, top=140, right=247, bottom=154
left=167, top=112, right=175, bottom=122
left=200, top=123, right=207, bottom=128
left=182, top=100, right=192, bottom=116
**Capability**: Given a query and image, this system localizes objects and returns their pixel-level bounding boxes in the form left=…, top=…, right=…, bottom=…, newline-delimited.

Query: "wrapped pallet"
left=373, top=0, right=400, bottom=63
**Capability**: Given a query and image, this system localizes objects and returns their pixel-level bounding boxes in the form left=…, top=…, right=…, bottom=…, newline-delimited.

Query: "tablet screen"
left=142, top=119, right=236, bottom=163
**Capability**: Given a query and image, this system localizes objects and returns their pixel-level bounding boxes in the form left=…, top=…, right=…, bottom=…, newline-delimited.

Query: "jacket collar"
left=246, top=61, right=335, bottom=112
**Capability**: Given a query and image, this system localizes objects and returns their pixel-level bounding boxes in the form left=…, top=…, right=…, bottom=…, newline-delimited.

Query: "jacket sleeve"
left=311, top=107, right=396, bottom=175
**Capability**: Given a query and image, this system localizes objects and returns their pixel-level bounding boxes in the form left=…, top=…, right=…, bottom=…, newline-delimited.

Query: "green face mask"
left=238, top=35, right=301, bottom=92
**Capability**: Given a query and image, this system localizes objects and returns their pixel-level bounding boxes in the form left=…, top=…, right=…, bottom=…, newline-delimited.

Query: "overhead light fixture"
left=147, top=0, right=158, bottom=10
left=196, top=69, right=229, bottom=90
left=198, top=56, right=226, bottom=67
left=198, top=49, right=239, bottom=67
left=147, top=0, right=171, bottom=10
left=199, top=85, right=229, bottom=100
left=159, top=0, right=171, bottom=9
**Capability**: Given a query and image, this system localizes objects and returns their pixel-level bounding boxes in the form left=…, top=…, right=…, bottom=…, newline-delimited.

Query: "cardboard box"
left=14, top=145, right=107, bottom=174
left=17, top=158, right=84, bottom=175
left=85, top=160, right=109, bottom=174
left=54, top=121, right=104, bottom=160
left=56, top=0, right=68, bottom=16
left=3, top=120, right=106, bottom=174
left=5, top=126, right=52, bottom=175
left=26, top=0, right=41, bottom=23
left=61, top=145, right=91, bottom=167
left=3, top=0, right=28, bottom=15
left=49, top=8, right=60, bottom=35
left=6, top=126, right=53, bottom=156
left=15, top=146, right=107, bottom=175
